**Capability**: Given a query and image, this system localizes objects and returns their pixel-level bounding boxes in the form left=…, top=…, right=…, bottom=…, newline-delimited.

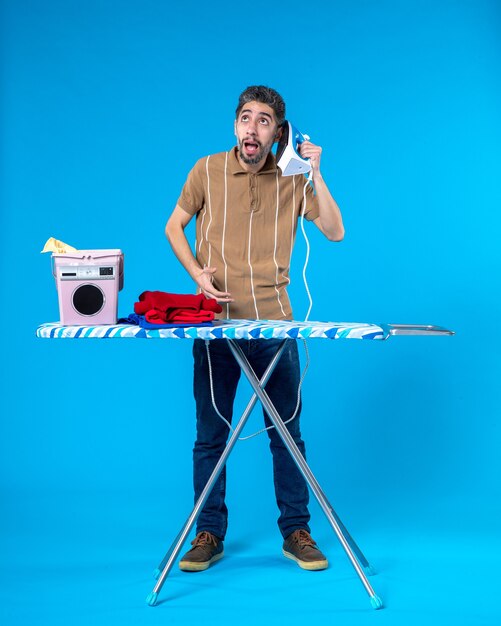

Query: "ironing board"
left=36, top=319, right=454, bottom=610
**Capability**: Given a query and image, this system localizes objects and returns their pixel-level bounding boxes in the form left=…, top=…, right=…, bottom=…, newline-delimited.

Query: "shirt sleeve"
left=299, top=177, right=320, bottom=222
left=177, top=158, right=206, bottom=215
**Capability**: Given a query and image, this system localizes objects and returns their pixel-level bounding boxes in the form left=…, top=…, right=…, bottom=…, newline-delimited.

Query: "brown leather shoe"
left=283, top=529, right=328, bottom=571
left=179, top=531, right=224, bottom=572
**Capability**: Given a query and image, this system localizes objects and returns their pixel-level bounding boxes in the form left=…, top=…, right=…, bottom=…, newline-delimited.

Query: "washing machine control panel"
left=59, top=265, right=116, bottom=280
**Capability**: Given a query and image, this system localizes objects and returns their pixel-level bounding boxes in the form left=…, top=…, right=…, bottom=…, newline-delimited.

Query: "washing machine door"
left=72, top=283, right=105, bottom=316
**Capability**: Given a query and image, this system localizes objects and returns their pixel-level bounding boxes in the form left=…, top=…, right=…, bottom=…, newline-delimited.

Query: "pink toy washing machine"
left=52, top=249, right=124, bottom=325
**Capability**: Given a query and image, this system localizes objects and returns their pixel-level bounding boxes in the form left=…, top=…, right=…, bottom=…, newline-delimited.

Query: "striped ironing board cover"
left=36, top=320, right=386, bottom=340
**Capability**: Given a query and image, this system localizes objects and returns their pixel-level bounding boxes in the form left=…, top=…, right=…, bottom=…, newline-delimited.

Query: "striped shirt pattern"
left=177, top=147, right=320, bottom=320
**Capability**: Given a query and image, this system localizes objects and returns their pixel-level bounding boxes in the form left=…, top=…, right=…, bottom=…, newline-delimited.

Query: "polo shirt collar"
left=228, top=146, right=278, bottom=175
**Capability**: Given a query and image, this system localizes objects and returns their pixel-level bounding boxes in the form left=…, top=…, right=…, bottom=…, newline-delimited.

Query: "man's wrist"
left=189, top=264, right=205, bottom=282
left=312, top=170, right=324, bottom=184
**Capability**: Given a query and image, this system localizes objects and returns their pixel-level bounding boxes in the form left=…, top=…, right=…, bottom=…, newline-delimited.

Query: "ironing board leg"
left=146, top=341, right=288, bottom=607
left=227, top=340, right=383, bottom=610
left=318, top=495, right=375, bottom=575
left=227, top=341, right=373, bottom=573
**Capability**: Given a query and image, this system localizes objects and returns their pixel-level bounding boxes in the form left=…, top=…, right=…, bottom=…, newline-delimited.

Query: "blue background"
left=1, top=0, right=500, bottom=624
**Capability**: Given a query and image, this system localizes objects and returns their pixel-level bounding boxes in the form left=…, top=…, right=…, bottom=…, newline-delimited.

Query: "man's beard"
left=238, top=137, right=274, bottom=165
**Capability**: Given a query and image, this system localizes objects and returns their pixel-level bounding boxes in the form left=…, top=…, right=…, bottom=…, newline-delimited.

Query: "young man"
left=165, top=85, right=344, bottom=572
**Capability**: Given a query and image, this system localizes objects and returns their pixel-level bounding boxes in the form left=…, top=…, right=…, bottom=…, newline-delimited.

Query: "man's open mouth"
left=244, top=140, right=260, bottom=154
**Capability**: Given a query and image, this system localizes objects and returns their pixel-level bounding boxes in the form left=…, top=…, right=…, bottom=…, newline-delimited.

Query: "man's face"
left=234, top=101, right=281, bottom=167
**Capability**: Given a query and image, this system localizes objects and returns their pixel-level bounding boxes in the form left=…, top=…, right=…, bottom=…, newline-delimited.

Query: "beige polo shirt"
left=177, top=147, right=320, bottom=320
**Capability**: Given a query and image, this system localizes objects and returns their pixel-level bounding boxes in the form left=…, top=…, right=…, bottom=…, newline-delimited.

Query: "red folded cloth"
left=145, top=309, right=216, bottom=323
left=134, top=291, right=222, bottom=324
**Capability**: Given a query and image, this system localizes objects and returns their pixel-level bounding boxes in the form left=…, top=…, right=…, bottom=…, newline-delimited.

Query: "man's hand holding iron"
left=299, top=140, right=345, bottom=241
left=299, top=140, right=323, bottom=179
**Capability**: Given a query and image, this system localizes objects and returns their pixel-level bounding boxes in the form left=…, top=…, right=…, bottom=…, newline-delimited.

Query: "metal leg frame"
left=146, top=341, right=288, bottom=606
left=227, top=340, right=383, bottom=609
left=147, top=339, right=383, bottom=610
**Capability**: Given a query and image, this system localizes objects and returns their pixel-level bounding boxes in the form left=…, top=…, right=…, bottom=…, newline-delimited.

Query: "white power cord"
left=300, top=168, right=314, bottom=322
left=205, top=337, right=310, bottom=440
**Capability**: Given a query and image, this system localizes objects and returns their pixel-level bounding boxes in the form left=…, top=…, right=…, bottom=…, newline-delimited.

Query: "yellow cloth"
left=41, top=237, right=77, bottom=254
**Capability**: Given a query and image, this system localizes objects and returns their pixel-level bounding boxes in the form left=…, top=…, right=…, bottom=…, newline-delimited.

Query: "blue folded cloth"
left=118, top=313, right=213, bottom=329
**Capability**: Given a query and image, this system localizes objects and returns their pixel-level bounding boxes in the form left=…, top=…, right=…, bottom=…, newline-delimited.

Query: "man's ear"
left=274, top=124, right=283, bottom=144
left=234, top=120, right=237, bottom=137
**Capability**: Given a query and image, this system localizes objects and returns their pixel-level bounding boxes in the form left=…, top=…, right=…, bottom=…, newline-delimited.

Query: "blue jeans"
left=192, top=338, right=311, bottom=540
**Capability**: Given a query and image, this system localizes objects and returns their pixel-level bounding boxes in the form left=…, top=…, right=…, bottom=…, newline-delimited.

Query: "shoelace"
left=192, top=531, right=217, bottom=548
left=292, top=530, right=316, bottom=547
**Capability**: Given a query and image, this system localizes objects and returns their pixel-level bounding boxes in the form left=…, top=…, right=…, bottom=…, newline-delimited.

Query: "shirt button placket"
left=250, top=174, right=256, bottom=211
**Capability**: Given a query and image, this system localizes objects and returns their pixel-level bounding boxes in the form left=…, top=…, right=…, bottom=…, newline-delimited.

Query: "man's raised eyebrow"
left=240, top=108, right=273, bottom=120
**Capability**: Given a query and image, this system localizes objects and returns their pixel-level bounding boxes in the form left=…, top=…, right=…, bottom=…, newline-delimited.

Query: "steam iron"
left=276, top=121, right=312, bottom=176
